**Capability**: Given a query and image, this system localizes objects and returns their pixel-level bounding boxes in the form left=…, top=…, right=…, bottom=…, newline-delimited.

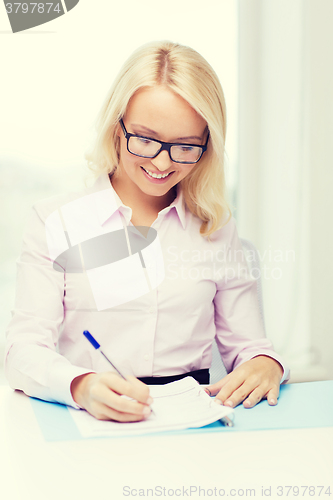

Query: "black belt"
left=138, top=368, right=209, bottom=385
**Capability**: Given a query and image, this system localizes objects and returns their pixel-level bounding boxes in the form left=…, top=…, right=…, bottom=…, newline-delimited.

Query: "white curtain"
left=236, top=0, right=333, bottom=381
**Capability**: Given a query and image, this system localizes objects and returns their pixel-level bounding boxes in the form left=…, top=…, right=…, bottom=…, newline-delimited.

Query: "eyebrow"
left=131, top=124, right=203, bottom=142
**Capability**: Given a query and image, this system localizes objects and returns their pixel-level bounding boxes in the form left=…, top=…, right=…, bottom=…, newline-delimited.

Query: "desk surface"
left=1, top=386, right=332, bottom=500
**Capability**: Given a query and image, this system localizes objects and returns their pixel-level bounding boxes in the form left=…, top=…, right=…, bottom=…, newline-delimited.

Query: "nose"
left=150, top=150, right=173, bottom=172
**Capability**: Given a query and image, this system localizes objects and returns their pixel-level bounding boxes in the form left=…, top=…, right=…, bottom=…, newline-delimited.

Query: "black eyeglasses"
left=120, top=119, right=209, bottom=164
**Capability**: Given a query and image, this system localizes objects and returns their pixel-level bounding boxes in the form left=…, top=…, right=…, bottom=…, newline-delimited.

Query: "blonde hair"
left=86, top=40, right=232, bottom=236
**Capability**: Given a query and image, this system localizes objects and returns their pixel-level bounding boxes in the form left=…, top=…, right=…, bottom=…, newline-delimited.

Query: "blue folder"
left=30, top=380, right=333, bottom=442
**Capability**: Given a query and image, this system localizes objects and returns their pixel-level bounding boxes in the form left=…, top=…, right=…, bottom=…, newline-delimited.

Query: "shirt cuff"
left=48, top=361, right=96, bottom=409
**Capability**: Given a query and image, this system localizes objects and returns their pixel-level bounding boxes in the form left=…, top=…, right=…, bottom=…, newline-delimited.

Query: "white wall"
left=237, top=0, right=333, bottom=381
left=305, top=0, right=333, bottom=380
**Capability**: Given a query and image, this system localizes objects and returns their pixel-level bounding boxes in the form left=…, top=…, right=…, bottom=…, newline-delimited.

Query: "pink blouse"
left=5, top=174, right=289, bottom=408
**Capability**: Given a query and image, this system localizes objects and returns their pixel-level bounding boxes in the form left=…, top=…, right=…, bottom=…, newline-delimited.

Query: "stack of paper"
left=68, top=376, right=234, bottom=438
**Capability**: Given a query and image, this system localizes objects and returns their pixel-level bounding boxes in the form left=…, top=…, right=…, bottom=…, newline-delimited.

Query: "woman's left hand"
left=205, top=355, right=284, bottom=408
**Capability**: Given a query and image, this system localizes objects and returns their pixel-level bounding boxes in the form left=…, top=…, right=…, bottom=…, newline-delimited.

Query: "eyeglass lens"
left=128, top=136, right=202, bottom=163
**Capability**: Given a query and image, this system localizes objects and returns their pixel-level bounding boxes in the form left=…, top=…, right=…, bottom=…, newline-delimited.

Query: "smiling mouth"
left=141, top=167, right=174, bottom=179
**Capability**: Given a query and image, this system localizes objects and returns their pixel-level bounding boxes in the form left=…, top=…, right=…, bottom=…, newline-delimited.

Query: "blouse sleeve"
left=4, top=203, right=93, bottom=407
left=213, top=217, right=290, bottom=383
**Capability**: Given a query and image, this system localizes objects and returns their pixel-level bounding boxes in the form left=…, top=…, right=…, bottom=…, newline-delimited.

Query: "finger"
left=102, top=373, right=152, bottom=405
left=92, top=401, right=150, bottom=422
left=206, top=370, right=247, bottom=398
left=125, top=375, right=153, bottom=404
left=219, top=377, right=262, bottom=408
left=204, top=373, right=231, bottom=397
left=93, top=383, right=151, bottom=416
left=265, top=385, right=280, bottom=406
left=242, top=386, right=266, bottom=408
left=213, top=372, right=252, bottom=405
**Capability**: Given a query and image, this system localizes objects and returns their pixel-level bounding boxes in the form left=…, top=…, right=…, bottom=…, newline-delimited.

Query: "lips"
left=140, top=166, right=175, bottom=184
left=141, top=167, right=173, bottom=179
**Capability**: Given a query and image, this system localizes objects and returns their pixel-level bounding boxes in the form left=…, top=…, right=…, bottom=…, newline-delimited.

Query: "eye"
left=180, top=146, right=194, bottom=152
left=137, top=137, right=152, bottom=145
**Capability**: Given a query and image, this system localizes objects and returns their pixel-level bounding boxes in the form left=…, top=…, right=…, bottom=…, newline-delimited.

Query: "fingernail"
left=143, top=406, right=151, bottom=415
left=269, top=398, right=277, bottom=405
left=214, top=398, right=222, bottom=405
left=147, top=396, right=154, bottom=405
left=224, top=400, right=234, bottom=407
left=244, top=400, right=252, bottom=407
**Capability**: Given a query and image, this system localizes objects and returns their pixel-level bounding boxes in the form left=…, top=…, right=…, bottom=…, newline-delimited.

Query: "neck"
left=110, top=172, right=177, bottom=214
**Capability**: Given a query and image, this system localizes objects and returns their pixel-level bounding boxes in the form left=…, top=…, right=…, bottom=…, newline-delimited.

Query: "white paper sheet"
left=68, top=376, right=234, bottom=438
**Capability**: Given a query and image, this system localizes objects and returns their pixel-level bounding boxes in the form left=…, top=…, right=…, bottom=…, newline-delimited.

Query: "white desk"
left=1, top=386, right=332, bottom=500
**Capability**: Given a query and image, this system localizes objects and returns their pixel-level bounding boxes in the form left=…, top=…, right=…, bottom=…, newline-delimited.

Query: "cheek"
left=120, top=144, right=136, bottom=167
left=179, top=164, right=196, bottom=179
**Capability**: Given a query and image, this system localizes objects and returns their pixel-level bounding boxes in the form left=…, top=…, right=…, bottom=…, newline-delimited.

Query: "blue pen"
left=83, top=330, right=155, bottom=415
left=83, top=330, right=126, bottom=379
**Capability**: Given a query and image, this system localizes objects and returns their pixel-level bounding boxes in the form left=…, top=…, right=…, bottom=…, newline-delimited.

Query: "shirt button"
left=144, top=354, right=149, bottom=361
left=148, top=306, right=154, bottom=313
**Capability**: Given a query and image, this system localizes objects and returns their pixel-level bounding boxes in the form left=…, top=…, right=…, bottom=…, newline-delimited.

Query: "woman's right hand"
left=70, top=372, right=153, bottom=422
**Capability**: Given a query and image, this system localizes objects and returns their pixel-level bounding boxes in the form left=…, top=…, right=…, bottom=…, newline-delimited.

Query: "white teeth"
left=143, top=168, right=171, bottom=179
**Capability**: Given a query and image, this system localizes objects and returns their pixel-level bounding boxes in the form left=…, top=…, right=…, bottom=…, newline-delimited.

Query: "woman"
left=5, top=41, right=289, bottom=422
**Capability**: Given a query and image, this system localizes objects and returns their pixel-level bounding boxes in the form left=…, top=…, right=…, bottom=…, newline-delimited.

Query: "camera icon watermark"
left=3, top=0, right=80, bottom=33
left=45, top=188, right=165, bottom=311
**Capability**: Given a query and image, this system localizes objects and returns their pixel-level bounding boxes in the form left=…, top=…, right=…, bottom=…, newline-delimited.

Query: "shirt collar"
left=91, top=174, right=130, bottom=226
left=92, top=173, right=186, bottom=229
left=158, top=186, right=186, bottom=229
